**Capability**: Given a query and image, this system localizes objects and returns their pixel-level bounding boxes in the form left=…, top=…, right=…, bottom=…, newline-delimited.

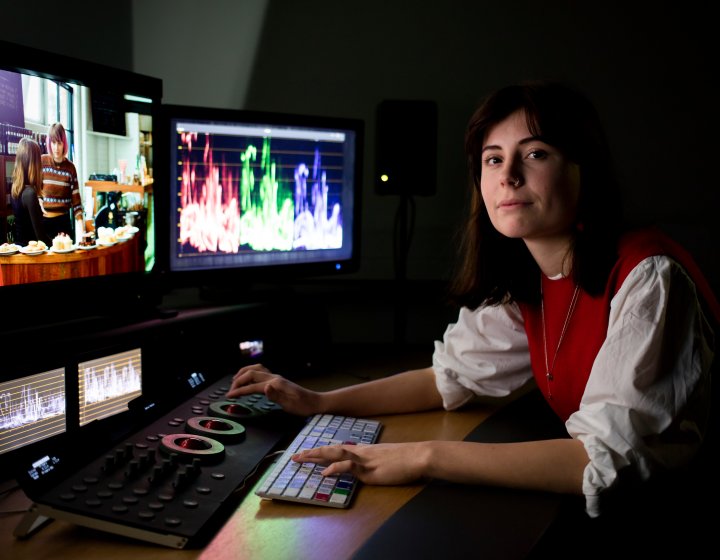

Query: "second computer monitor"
left=157, top=105, right=363, bottom=286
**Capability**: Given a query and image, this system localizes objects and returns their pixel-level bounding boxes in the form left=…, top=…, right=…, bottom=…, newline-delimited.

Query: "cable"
left=231, top=449, right=285, bottom=496
left=393, top=194, right=416, bottom=280
left=393, top=193, right=416, bottom=343
left=0, top=481, right=31, bottom=515
left=0, top=482, right=19, bottom=498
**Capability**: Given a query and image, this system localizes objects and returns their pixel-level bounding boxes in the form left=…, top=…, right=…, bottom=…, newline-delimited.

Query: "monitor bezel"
left=154, top=103, right=364, bottom=293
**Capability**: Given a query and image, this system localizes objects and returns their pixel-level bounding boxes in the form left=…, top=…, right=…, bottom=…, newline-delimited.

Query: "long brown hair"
left=450, top=81, right=625, bottom=309
left=11, top=138, right=43, bottom=199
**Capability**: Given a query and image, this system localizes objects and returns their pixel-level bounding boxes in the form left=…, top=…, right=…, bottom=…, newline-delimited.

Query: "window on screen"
left=78, top=348, right=142, bottom=426
left=0, top=368, right=66, bottom=456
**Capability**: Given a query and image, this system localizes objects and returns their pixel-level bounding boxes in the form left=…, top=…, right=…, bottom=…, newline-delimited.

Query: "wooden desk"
left=0, top=385, right=494, bottom=560
left=0, top=235, right=144, bottom=286
left=200, top=406, right=493, bottom=560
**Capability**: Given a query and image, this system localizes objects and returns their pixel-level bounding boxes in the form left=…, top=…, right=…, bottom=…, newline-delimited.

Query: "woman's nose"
left=501, top=168, right=522, bottom=188
left=504, top=175, right=521, bottom=188
left=501, top=157, right=523, bottom=188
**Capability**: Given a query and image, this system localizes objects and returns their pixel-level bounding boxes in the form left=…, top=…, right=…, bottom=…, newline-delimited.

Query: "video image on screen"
left=0, top=65, right=157, bottom=287
left=78, top=348, right=142, bottom=426
left=0, top=367, right=66, bottom=456
left=168, top=116, right=358, bottom=273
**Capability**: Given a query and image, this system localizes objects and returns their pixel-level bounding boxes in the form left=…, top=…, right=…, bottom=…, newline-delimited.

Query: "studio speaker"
left=375, top=99, right=437, bottom=196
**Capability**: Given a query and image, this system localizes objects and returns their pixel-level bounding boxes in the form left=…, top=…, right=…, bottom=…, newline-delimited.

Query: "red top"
left=519, top=228, right=718, bottom=421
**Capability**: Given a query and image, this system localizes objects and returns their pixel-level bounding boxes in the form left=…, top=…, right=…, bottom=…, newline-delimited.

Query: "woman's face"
left=480, top=109, right=580, bottom=244
left=50, top=139, right=65, bottom=162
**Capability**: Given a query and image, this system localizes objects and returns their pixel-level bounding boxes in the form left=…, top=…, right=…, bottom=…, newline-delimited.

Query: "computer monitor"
left=155, top=104, right=363, bottom=292
left=0, top=40, right=163, bottom=331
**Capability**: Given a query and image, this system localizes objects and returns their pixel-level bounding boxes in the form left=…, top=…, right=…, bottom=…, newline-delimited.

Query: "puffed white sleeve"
left=566, top=256, right=714, bottom=518
left=432, top=303, right=534, bottom=410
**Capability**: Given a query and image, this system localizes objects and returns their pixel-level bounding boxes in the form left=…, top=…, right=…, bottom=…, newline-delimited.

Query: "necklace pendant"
left=546, top=372, right=553, bottom=381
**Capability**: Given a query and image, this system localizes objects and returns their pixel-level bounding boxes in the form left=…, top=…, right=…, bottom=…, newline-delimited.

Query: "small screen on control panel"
left=78, top=348, right=142, bottom=426
left=0, top=367, right=66, bottom=456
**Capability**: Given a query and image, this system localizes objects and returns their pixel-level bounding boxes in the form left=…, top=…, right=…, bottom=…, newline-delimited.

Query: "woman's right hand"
left=226, top=364, right=324, bottom=417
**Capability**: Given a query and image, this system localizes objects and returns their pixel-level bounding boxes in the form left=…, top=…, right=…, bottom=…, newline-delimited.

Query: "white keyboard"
left=256, top=413, right=382, bottom=508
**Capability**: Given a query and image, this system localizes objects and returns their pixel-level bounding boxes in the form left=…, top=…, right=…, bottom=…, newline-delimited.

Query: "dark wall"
left=2, top=0, right=133, bottom=71
left=244, top=1, right=719, bottom=292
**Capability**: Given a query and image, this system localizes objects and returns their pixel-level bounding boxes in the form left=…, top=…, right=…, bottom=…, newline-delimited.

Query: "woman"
left=10, top=137, right=50, bottom=246
left=227, top=82, right=716, bottom=519
left=41, top=122, right=84, bottom=240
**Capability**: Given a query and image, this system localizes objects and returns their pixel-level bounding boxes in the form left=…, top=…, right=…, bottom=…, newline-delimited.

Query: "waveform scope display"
left=78, top=348, right=142, bottom=426
left=168, top=117, right=357, bottom=272
left=0, top=368, right=66, bottom=455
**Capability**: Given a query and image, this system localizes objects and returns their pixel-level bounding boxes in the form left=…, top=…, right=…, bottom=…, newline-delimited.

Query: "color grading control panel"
left=13, top=376, right=295, bottom=549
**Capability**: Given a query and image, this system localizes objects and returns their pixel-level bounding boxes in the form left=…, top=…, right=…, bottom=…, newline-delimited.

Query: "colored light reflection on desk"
left=197, top=476, right=425, bottom=560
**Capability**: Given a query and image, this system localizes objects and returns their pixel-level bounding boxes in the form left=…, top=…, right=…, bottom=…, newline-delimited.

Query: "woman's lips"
left=498, top=199, right=531, bottom=208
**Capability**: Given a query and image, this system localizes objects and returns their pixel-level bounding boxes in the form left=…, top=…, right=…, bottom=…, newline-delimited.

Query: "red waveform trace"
left=179, top=132, right=241, bottom=253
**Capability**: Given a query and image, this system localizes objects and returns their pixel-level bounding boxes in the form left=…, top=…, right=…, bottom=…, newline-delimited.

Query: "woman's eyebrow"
left=481, top=136, right=543, bottom=154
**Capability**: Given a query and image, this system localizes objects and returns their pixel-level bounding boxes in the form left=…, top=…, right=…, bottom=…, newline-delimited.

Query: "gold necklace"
left=540, top=278, right=581, bottom=400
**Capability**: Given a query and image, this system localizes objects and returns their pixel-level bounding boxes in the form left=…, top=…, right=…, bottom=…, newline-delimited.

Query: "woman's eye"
left=528, top=149, right=548, bottom=160
left=483, top=155, right=501, bottom=166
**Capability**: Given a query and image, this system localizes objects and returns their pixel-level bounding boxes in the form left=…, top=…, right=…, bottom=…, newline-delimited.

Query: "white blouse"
left=432, top=256, right=715, bottom=517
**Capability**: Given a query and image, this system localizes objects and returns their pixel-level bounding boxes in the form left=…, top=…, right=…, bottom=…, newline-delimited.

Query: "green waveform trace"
left=239, top=138, right=295, bottom=251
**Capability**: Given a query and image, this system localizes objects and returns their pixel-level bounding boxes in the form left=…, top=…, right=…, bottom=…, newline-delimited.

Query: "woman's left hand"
left=291, top=442, right=431, bottom=486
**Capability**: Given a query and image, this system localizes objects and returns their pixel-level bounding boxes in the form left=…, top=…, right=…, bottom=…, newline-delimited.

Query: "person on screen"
left=227, top=82, right=716, bottom=521
left=41, top=122, right=85, bottom=241
left=10, top=137, right=50, bottom=246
